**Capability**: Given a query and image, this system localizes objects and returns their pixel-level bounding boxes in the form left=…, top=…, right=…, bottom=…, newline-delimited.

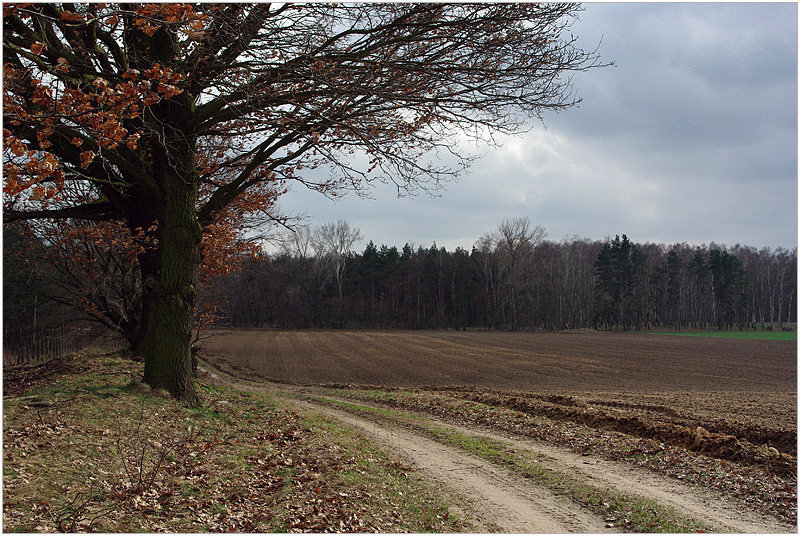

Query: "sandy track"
left=432, top=419, right=794, bottom=533
left=293, top=398, right=611, bottom=533
left=202, top=367, right=608, bottom=532
left=295, top=395, right=794, bottom=534
left=201, top=365, right=795, bottom=534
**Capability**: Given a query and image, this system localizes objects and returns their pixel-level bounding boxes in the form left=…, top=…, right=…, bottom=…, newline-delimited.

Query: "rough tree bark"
left=136, top=171, right=202, bottom=404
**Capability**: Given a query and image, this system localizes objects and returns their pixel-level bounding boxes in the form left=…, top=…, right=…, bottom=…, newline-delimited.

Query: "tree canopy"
left=202, top=229, right=795, bottom=333
left=3, top=3, right=602, bottom=403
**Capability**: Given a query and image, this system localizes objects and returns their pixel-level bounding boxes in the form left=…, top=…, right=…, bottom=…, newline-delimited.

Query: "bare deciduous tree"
left=313, top=220, right=363, bottom=325
left=278, top=226, right=314, bottom=261
left=494, top=217, right=547, bottom=330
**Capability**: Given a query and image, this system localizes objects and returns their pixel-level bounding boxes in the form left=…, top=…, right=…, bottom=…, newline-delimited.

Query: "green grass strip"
left=652, top=330, right=796, bottom=341
left=426, top=427, right=711, bottom=533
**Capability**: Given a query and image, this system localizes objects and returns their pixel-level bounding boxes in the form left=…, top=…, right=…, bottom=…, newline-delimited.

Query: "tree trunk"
left=135, top=169, right=202, bottom=406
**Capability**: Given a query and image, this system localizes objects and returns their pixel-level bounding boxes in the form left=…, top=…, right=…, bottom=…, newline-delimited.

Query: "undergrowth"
left=2, top=350, right=468, bottom=532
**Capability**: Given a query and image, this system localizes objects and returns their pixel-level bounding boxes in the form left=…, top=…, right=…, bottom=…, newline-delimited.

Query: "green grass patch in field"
left=653, top=330, right=796, bottom=341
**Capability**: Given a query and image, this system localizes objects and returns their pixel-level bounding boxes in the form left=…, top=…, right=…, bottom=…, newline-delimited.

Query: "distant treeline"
left=201, top=225, right=797, bottom=332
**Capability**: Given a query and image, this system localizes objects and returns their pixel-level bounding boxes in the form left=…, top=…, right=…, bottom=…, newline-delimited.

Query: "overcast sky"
left=275, top=3, right=798, bottom=253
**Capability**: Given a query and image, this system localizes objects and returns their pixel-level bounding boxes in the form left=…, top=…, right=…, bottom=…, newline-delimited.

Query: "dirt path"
left=200, top=366, right=795, bottom=533
left=293, top=398, right=611, bottom=533
left=296, top=396, right=793, bottom=534
left=427, top=419, right=793, bottom=534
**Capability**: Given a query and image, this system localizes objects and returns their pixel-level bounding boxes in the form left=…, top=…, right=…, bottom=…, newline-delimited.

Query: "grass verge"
left=3, top=350, right=468, bottom=532
left=303, top=394, right=715, bottom=533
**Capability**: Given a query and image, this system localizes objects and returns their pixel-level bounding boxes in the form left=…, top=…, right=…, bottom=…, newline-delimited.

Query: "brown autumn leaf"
left=60, top=11, right=84, bottom=22
left=79, top=150, right=95, bottom=168
left=30, top=41, right=46, bottom=55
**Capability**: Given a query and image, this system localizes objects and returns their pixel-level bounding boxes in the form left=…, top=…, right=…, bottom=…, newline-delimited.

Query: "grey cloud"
left=276, top=3, right=797, bottom=251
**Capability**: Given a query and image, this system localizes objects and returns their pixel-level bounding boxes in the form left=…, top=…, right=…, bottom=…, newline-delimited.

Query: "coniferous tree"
left=593, top=241, right=616, bottom=329
left=664, top=249, right=684, bottom=329
left=708, top=249, right=750, bottom=329
left=198, top=225, right=794, bottom=333
left=592, top=235, right=647, bottom=330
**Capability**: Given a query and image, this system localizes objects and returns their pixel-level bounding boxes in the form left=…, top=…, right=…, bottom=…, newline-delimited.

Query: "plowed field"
left=200, top=329, right=796, bottom=467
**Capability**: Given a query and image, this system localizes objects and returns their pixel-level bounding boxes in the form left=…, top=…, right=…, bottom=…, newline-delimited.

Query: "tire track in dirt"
left=291, top=398, right=612, bottom=533
left=428, top=418, right=795, bottom=534
left=295, top=392, right=795, bottom=534
left=200, top=366, right=608, bottom=532
left=200, top=364, right=795, bottom=534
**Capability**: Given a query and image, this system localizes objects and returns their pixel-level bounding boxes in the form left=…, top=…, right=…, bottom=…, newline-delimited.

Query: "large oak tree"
left=4, top=3, right=602, bottom=403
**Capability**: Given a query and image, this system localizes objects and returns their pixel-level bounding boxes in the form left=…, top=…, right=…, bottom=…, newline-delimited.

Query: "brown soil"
left=201, top=330, right=796, bottom=471
left=200, top=329, right=795, bottom=393
left=419, top=386, right=796, bottom=475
